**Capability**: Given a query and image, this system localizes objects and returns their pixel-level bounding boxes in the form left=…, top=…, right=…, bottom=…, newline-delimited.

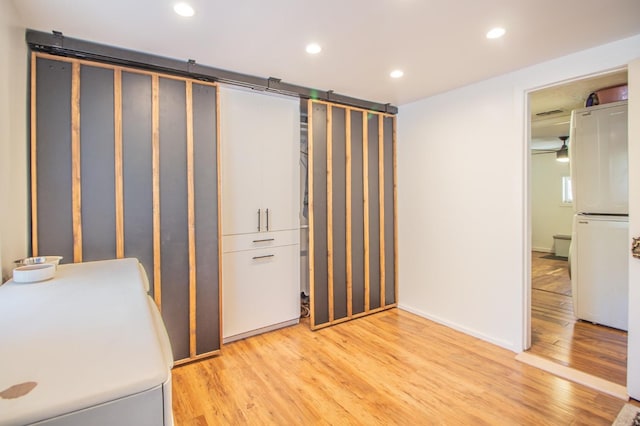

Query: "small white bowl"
left=13, top=264, right=56, bottom=283
left=14, top=256, right=63, bottom=269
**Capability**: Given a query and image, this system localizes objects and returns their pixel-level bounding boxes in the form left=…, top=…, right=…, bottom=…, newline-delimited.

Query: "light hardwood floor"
left=172, top=308, right=629, bottom=425
left=529, top=251, right=627, bottom=386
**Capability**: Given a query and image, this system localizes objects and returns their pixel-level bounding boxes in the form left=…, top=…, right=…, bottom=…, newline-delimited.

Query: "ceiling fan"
left=531, top=136, right=570, bottom=162
left=556, top=136, right=569, bottom=162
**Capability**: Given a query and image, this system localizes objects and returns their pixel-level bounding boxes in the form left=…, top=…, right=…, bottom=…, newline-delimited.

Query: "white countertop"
left=0, top=258, right=171, bottom=426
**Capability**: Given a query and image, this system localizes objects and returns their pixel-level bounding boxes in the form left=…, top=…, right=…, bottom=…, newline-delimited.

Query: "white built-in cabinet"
left=220, top=86, right=300, bottom=343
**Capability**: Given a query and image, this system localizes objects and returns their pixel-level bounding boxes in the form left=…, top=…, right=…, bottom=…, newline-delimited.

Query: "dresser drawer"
left=222, top=229, right=299, bottom=253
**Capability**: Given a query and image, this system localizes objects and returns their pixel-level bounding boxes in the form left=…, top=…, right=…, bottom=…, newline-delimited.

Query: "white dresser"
left=0, top=259, right=173, bottom=426
left=220, top=86, right=300, bottom=343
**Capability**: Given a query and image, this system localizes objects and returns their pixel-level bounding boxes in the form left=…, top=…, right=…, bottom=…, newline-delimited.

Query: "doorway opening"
left=527, top=69, right=628, bottom=387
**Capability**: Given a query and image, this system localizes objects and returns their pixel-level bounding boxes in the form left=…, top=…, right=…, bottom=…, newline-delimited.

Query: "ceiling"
left=9, top=0, right=640, bottom=107
left=530, top=70, right=628, bottom=150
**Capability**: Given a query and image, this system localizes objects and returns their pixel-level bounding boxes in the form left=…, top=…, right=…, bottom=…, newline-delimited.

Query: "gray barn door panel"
left=384, top=117, right=396, bottom=305
left=350, top=110, right=366, bottom=316
left=193, top=83, right=221, bottom=355
left=367, top=114, right=381, bottom=311
left=331, top=107, right=348, bottom=321
left=159, top=77, right=190, bottom=362
left=34, top=57, right=74, bottom=263
left=122, top=71, right=155, bottom=292
left=311, top=102, right=329, bottom=326
left=80, top=65, right=116, bottom=262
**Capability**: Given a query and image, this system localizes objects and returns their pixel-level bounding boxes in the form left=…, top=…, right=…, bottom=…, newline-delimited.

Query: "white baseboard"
left=531, top=246, right=553, bottom=253
left=398, top=304, right=519, bottom=353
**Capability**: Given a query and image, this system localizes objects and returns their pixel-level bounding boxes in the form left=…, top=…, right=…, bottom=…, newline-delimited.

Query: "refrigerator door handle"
left=568, top=241, right=572, bottom=280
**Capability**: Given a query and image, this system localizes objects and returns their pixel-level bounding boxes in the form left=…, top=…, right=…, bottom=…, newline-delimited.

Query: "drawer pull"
left=252, top=254, right=275, bottom=260
left=253, top=238, right=275, bottom=243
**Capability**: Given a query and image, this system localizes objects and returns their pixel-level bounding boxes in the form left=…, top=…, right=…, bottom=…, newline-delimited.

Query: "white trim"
left=398, top=305, right=519, bottom=353
left=523, top=86, right=532, bottom=351
left=516, top=352, right=628, bottom=400
left=522, top=65, right=629, bottom=357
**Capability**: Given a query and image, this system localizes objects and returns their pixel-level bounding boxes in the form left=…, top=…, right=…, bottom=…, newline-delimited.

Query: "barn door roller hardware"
left=26, top=29, right=398, bottom=114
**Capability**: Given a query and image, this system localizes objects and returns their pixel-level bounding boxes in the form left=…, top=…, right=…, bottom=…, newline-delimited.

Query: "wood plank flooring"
left=172, top=308, right=629, bottom=425
left=529, top=251, right=627, bottom=386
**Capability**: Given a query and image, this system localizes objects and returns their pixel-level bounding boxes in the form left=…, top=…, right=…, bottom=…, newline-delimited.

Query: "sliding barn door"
left=31, top=52, right=222, bottom=363
left=308, top=100, right=397, bottom=329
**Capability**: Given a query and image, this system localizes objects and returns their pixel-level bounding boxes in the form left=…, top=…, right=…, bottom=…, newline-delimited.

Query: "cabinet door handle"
left=257, top=209, right=261, bottom=232
left=252, top=254, right=275, bottom=260
left=253, top=238, right=275, bottom=243
left=266, top=208, right=270, bottom=231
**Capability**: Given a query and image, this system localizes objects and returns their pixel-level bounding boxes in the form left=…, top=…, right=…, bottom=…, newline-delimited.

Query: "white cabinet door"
left=220, top=87, right=263, bottom=235
left=260, top=96, right=300, bottom=232
left=220, top=86, right=300, bottom=236
left=222, top=243, right=300, bottom=340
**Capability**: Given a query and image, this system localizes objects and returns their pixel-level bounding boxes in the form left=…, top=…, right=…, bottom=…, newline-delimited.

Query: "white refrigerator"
left=570, top=100, right=629, bottom=331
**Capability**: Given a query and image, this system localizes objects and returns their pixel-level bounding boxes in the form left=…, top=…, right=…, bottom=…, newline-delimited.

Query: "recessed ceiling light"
left=486, top=27, right=506, bottom=39
left=306, top=43, right=322, bottom=55
left=174, top=2, right=195, bottom=17
left=390, top=70, right=404, bottom=79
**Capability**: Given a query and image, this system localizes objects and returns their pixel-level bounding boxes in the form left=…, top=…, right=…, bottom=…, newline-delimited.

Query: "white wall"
left=398, top=76, right=523, bottom=350
left=531, top=152, right=572, bottom=252
left=0, top=2, right=28, bottom=281
left=397, top=34, right=640, bottom=357
left=627, top=58, right=640, bottom=399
